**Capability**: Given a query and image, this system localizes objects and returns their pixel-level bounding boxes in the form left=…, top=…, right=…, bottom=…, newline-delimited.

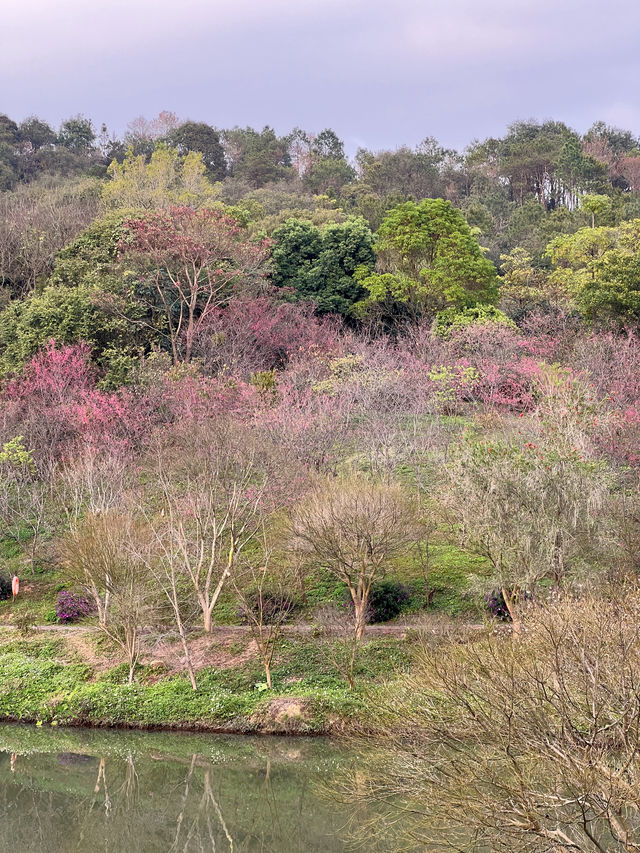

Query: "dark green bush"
left=343, top=580, right=412, bottom=624
left=237, top=589, right=299, bottom=625
left=368, top=580, right=412, bottom=623
left=0, top=573, right=12, bottom=601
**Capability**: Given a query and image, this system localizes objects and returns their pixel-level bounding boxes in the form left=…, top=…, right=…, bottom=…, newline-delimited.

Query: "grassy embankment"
left=0, top=539, right=487, bottom=734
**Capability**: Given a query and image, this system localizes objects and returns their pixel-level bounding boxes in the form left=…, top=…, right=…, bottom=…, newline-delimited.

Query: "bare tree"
left=344, top=591, right=640, bottom=852
left=60, top=511, right=155, bottom=682
left=312, top=604, right=362, bottom=690
left=290, top=477, right=420, bottom=640
left=0, top=177, right=99, bottom=295
left=58, top=448, right=130, bottom=526
left=149, top=420, right=268, bottom=634
left=231, top=532, right=296, bottom=689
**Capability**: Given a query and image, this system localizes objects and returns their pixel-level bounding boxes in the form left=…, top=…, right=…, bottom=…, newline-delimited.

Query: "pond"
left=0, top=723, right=386, bottom=852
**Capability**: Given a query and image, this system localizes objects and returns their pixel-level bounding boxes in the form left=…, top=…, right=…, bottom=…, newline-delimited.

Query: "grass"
left=0, top=630, right=415, bottom=733
left=5, top=538, right=488, bottom=631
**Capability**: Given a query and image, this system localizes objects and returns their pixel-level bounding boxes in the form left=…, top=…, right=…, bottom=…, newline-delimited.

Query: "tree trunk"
left=202, top=609, right=212, bottom=633
left=501, top=586, right=521, bottom=635
left=175, top=610, right=197, bottom=690
left=354, top=600, right=367, bottom=640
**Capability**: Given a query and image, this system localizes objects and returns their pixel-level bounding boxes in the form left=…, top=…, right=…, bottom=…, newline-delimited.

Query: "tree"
left=0, top=436, right=48, bottom=573
left=58, top=115, right=96, bottom=154
left=302, top=157, right=355, bottom=195
left=193, top=296, right=340, bottom=377
left=290, top=478, right=419, bottom=640
left=0, top=115, right=21, bottom=190
left=165, top=121, right=226, bottom=181
left=231, top=532, right=296, bottom=689
left=356, top=199, right=497, bottom=323
left=0, top=177, right=100, bottom=296
left=146, top=420, right=268, bottom=634
left=124, top=110, right=181, bottom=156
left=61, top=510, right=154, bottom=683
left=271, top=217, right=374, bottom=315
left=442, top=431, right=609, bottom=625
left=120, top=206, right=271, bottom=363
left=494, top=120, right=585, bottom=208
left=18, top=116, right=56, bottom=151
left=547, top=219, right=640, bottom=323
left=581, top=193, right=614, bottom=228
left=223, top=126, right=292, bottom=187
left=499, top=246, right=557, bottom=314
left=355, top=138, right=449, bottom=200
left=346, top=593, right=640, bottom=852
left=301, top=129, right=355, bottom=194
left=0, top=279, right=140, bottom=384
left=103, top=144, right=217, bottom=210
left=1, top=340, right=138, bottom=475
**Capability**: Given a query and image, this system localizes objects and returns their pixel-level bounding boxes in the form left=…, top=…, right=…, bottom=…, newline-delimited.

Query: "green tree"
left=355, top=138, right=448, bottom=200
left=356, top=199, right=497, bottom=323
left=581, top=193, right=614, bottom=228
left=546, top=220, right=640, bottom=322
left=301, top=129, right=355, bottom=194
left=0, top=114, right=20, bottom=190
left=58, top=115, right=96, bottom=153
left=0, top=282, right=142, bottom=382
left=103, top=145, right=218, bottom=209
left=271, top=217, right=375, bottom=315
left=18, top=116, right=56, bottom=151
left=499, top=246, right=557, bottom=313
left=223, top=126, right=292, bottom=188
left=165, top=121, right=226, bottom=181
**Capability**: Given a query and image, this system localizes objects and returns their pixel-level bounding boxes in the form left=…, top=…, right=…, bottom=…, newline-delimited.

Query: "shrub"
left=484, top=588, right=510, bottom=621
left=237, top=590, right=299, bottom=625
left=0, top=572, right=12, bottom=601
left=14, top=609, right=36, bottom=636
left=368, top=580, right=412, bottom=623
left=342, top=580, right=412, bottom=624
left=434, top=305, right=516, bottom=338
left=55, top=590, right=96, bottom=623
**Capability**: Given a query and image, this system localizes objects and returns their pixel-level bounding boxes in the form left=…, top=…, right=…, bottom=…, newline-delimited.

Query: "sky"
left=2, top=0, right=640, bottom=155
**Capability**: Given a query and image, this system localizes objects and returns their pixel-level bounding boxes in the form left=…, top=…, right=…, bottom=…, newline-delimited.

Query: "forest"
left=1, top=108, right=640, bottom=850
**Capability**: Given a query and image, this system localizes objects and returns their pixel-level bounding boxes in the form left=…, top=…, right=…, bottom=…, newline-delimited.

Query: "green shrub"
left=0, top=572, right=12, bottom=601
left=367, top=580, right=412, bottom=623
left=434, top=304, right=516, bottom=337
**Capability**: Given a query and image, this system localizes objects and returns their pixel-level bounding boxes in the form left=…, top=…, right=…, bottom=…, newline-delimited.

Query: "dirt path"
left=0, top=620, right=480, bottom=638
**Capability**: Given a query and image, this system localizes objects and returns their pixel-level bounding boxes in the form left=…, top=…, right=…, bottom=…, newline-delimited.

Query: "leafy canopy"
left=355, top=199, right=497, bottom=323
left=271, top=217, right=375, bottom=316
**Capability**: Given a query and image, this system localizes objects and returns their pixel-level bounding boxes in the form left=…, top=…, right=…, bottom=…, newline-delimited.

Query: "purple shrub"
left=56, top=590, right=96, bottom=623
left=484, top=588, right=511, bottom=621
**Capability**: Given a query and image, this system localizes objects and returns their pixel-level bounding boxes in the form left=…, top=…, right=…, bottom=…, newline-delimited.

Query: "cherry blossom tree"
left=120, top=207, right=271, bottom=363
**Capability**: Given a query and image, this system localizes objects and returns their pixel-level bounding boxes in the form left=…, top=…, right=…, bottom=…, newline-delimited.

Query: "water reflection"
left=0, top=725, right=366, bottom=853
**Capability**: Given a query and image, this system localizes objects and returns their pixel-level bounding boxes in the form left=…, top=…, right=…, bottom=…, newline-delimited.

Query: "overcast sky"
left=2, top=0, right=640, bottom=154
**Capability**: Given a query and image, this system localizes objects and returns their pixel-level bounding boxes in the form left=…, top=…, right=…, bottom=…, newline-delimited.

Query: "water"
left=0, top=723, right=379, bottom=852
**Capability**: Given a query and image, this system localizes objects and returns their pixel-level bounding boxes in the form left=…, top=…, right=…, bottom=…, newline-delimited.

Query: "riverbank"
left=0, top=628, right=419, bottom=735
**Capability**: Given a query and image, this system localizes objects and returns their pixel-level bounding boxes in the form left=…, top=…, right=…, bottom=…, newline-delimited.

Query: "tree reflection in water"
left=0, top=726, right=372, bottom=853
